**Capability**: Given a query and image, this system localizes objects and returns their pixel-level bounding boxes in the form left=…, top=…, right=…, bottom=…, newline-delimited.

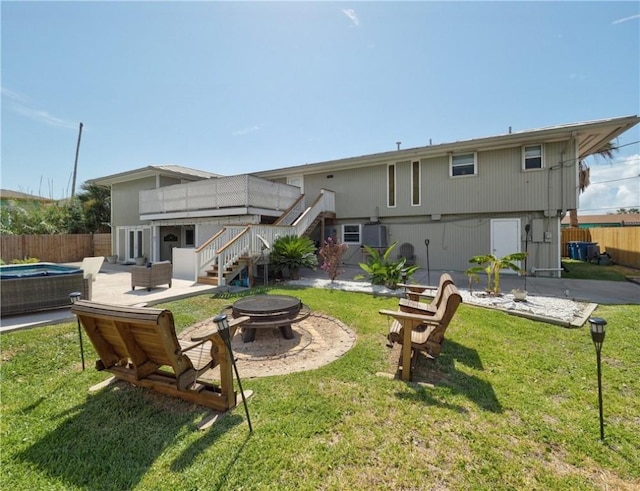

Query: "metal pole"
left=596, top=344, right=604, bottom=441
left=71, top=122, right=83, bottom=198
left=214, top=314, right=252, bottom=432
left=69, top=291, right=85, bottom=370
left=424, top=239, right=431, bottom=284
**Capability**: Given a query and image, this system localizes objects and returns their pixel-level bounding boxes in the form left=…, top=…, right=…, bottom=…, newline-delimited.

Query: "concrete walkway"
left=1, top=262, right=637, bottom=334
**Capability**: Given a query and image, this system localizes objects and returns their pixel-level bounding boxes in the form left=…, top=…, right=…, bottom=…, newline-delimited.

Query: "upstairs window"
left=411, top=160, right=421, bottom=206
left=450, top=153, right=477, bottom=177
left=387, top=163, right=396, bottom=207
left=523, top=145, right=543, bottom=170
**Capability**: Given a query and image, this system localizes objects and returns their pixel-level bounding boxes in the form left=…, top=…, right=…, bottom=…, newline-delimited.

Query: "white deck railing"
left=140, top=175, right=300, bottom=216
left=194, top=189, right=335, bottom=285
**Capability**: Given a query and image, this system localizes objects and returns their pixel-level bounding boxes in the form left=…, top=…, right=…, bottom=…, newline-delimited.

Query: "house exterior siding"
left=89, top=116, right=639, bottom=276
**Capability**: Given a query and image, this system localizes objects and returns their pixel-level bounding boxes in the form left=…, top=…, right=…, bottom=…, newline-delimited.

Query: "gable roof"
left=254, top=115, right=640, bottom=178
left=0, top=189, right=54, bottom=202
left=87, top=164, right=220, bottom=186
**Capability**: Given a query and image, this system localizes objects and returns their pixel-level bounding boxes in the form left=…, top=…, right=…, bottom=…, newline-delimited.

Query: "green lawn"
left=561, top=258, right=639, bottom=281
left=1, top=286, right=639, bottom=490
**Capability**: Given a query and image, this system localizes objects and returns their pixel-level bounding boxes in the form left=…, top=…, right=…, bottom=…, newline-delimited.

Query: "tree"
left=77, top=183, right=111, bottom=233
left=569, top=141, right=617, bottom=228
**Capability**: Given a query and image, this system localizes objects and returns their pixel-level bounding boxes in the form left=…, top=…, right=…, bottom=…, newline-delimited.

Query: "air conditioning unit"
left=362, top=224, right=388, bottom=248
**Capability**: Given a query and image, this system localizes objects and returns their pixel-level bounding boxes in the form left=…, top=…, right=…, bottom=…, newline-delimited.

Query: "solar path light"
left=213, top=313, right=253, bottom=432
left=589, top=317, right=607, bottom=442
left=69, top=291, right=85, bottom=370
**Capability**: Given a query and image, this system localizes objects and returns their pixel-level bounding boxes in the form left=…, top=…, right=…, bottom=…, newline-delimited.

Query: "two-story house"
left=89, top=115, right=639, bottom=284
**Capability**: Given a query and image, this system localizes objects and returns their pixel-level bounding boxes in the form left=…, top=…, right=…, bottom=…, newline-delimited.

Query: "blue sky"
left=2, top=1, right=639, bottom=214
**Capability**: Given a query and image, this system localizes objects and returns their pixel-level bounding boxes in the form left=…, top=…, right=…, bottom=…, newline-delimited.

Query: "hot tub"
left=0, top=263, right=91, bottom=317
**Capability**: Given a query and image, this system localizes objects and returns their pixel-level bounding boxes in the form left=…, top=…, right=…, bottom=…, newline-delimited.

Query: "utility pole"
left=71, top=122, right=83, bottom=197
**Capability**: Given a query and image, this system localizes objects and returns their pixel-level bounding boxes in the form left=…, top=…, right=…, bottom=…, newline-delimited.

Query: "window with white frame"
left=342, top=224, right=361, bottom=244
left=523, top=144, right=543, bottom=170
left=387, top=163, right=396, bottom=207
left=411, top=160, right=421, bottom=206
left=450, top=153, right=477, bottom=177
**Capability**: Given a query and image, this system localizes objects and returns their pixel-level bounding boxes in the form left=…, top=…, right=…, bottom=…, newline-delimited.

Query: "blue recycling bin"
left=571, top=241, right=597, bottom=261
left=578, top=241, right=597, bottom=261
left=567, top=242, right=579, bottom=260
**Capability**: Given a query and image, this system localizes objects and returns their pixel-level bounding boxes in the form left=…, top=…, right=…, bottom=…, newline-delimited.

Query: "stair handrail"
left=193, top=189, right=335, bottom=285
left=273, top=194, right=306, bottom=226
left=215, top=226, right=252, bottom=285
left=293, top=189, right=334, bottom=235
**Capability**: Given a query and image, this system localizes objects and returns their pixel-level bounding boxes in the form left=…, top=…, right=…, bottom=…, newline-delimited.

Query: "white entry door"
left=490, top=218, right=521, bottom=274
left=287, top=175, right=304, bottom=194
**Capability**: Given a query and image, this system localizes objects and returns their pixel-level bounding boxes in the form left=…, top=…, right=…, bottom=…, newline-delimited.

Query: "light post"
left=69, top=291, right=85, bottom=370
left=401, top=269, right=408, bottom=298
left=213, top=314, right=253, bottom=432
left=589, top=317, right=607, bottom=442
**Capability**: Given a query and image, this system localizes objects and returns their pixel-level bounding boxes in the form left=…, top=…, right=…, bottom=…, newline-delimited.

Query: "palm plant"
left=465, top=252, right=527, bottom=295
left=356, top=242, right=420, bottom=289
left=270, top=235, right=318, bottom=280
left=569, top=141, right=617, bottom=228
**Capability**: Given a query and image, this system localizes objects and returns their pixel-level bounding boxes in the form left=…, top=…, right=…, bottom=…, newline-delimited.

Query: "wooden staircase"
left=197, top=257, right=252, bottom=286
left=194, top=189, right=336, bottom=287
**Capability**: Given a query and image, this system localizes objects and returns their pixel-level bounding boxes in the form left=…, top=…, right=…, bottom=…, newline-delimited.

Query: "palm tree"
left=569, top=141, right=617, bottom=228
left=77, top=183, right=111, bottom=233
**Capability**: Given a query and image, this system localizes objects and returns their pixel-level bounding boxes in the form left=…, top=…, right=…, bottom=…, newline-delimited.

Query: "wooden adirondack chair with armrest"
left=379, top=283, right=462, bottom=381
left=397, top=272, right=455, bottom=314
left=70, top=300, right=249, bottom=411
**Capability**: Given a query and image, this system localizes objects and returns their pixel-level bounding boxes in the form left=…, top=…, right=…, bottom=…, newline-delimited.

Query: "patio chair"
left=397, top=242, right=416, bottom=266
left=398, top=273, right=455, bottom=315
left=380, top=283, right=462, bottom=381
left=131, top=261, right=172, bottom=291
left=70, top=299, right=249, bottom=411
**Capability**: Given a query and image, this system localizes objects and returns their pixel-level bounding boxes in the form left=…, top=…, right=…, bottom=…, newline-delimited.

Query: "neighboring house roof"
left=561, top=214, right=640, bottom=227
left=87, top=165, right=220, bottom=186
left=253, top=115, right=640, bottom=178
left=0, top=189, right=54, bottom=202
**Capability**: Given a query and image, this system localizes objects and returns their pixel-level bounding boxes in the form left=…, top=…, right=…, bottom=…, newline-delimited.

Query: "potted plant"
left=135, top=256, right=147, bottom=266
left=465, top=252, right=527, bottom=296
left=270, top=235, right=318, bottom=280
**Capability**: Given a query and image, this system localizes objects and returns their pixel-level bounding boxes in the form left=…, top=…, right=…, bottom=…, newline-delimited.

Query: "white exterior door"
left=287, top=175, right=303, bottom=194
left=491, top=218, right=521, bottom=274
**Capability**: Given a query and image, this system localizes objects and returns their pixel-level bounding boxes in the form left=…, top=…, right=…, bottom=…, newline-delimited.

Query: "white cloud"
left=232, top=125, right=260, bottom=137
left=579, top=154, right=640, bottom=213
left=2, top=86, right=77, bottom=130
left=342, top=9, right=359, bottom=27
left=612, top=14, right=640, bottom=25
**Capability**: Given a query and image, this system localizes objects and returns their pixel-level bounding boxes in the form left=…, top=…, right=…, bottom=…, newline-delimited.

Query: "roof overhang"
left=253, top=115, right=640, bottom=178
left=87, top=165, right=219, bottom=186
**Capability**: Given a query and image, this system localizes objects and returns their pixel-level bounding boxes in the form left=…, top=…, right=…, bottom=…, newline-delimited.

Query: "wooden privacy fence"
left=1, top=234, right=111, bottom=264
left=561, top=227, right=640, bottom=268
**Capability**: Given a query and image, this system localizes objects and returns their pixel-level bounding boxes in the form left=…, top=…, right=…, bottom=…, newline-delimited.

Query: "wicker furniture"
left=70, top=300, right=249, bottom=411
left=131, top=261, right=172, bottom=291
left=1, top=272, right=91, bottom=317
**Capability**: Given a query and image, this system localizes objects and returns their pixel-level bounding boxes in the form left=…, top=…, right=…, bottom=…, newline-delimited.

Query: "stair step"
left=197, top=276, right=220, bottom=285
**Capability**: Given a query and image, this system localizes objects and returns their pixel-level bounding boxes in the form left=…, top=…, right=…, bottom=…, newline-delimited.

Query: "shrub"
left=319, top=236, right=349, bottom=282
left=356, top=242, right=419, bottom=289
left=270, top=235, right=318, bottom=279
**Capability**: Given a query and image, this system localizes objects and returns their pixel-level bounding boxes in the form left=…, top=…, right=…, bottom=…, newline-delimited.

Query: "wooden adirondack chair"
left=398, top=273, right=455, bottom=315
left=380, top=283, right=462, bottom=381
left=397, top=242, right=416, bottom=266
left=70, top=300, right=249, bottom=411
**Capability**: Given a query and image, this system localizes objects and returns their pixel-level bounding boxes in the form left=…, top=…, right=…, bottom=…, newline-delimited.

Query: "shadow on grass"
left=395, top=340, right=503, bottom=413
left=18, top=381, right=242, bottom=491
